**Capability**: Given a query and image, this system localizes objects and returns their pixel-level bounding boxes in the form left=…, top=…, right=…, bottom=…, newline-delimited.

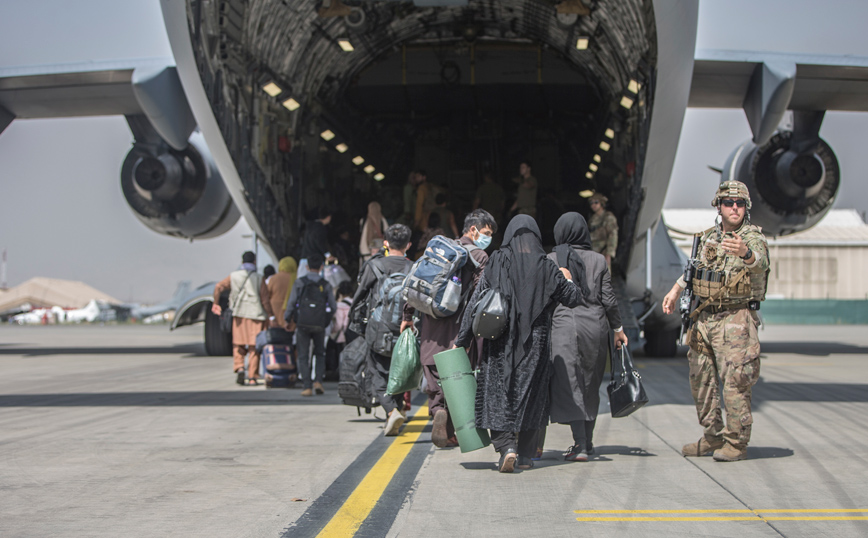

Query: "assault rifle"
left=678, top=234, right=702, bottom=344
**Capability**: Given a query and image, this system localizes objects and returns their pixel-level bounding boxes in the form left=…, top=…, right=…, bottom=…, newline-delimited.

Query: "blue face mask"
left=473, top=230, right=493, bottom=250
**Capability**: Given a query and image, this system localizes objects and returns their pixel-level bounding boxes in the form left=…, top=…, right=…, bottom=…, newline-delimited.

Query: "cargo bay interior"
left=189, top=0, right=656, bottom=265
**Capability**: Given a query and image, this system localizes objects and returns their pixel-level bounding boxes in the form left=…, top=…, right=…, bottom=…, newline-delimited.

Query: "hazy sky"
left=1, top=0, right=867, bottom=302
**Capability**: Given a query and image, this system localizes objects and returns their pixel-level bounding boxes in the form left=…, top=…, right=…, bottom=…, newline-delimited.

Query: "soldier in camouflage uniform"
left=662, top=180, right=770, bottom=462
left=588, top=193, right=618, bottom=265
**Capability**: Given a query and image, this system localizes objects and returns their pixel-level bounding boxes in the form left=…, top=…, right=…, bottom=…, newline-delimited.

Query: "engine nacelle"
left=722, top=131, right=839, bottom=236
left=120, top=132, right=240, bottom=239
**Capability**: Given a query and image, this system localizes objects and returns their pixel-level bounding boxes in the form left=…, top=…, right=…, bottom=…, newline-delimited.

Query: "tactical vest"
left=692, top=223, right=769, bottom=306
left=229, top=270, right=267, bottom=321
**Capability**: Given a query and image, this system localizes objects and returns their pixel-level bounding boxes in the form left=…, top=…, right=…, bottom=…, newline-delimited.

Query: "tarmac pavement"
left=0, top=324, right=867, bottom=537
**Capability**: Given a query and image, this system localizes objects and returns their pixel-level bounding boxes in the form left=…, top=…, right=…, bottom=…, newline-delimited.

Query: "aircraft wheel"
left=643, top=328, right=678, bottom=357
left=204, top=304, right=232, bottom=356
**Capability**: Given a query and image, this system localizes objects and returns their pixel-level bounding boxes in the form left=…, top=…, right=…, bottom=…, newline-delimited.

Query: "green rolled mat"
left=433, top=348, right=491, bottom=453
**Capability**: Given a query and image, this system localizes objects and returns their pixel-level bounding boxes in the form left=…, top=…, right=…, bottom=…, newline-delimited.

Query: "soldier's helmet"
left=711, top=180, right=752, bottom=210
left=588, top=192, right=608, bottom=205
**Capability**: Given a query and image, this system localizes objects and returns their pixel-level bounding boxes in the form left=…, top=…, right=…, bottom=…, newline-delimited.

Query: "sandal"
left=246, top=378, right=262, bottom=386
left=236, top=370, right=245, bottom=385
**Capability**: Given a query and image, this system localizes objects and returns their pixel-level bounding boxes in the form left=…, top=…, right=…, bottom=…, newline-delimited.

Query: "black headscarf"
left=486, top=215, right=562, bottom=366
left=553, top=212, right=592, bottom=298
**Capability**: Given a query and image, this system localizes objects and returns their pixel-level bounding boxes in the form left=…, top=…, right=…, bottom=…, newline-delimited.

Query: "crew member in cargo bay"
left=662, top=180, right=770, bottom=462
left=587, top=192, right=618, bottom=266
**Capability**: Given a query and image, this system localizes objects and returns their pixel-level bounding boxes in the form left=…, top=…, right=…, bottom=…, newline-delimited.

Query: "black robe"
left=548, top=247, right=621, bottom=423
left=455, top=265, right=581, bottom=432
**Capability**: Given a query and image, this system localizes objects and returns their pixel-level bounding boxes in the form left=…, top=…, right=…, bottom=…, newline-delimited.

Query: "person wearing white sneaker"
left=384, top=407, right=405, bottom=436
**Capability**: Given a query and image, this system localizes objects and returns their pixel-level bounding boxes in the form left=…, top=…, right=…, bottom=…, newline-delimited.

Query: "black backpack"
left=295, top=276, right=331, bottom=331
left=337, top=337, right=379, bottom=414
left=365, top=260, right=411, bottom=356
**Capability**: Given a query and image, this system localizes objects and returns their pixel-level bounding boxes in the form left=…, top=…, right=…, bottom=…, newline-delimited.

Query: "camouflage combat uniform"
left=680, top=220, right=770, bottom=450
left=589, top=210, right=618, bottom=258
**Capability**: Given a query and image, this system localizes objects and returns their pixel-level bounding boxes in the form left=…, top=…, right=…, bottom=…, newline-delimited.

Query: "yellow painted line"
left=766, top=517, right=868, bottom=521
left=316, top=403, right=429, bottom=538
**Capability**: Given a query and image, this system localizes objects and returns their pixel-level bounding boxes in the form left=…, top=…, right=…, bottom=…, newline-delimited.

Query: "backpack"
left=402, top=235, right=481, bottom=318
left=337, top=336, right=379, bottom=414
left=365, top=260, right=411, bottom=356
left=295, top=276, right=331, bottom=331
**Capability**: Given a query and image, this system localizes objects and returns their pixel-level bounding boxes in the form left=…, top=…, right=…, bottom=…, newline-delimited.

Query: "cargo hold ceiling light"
left=576, top=36, right=589, bottom=50
left=599, top=141, right=611, bottom=151
left=364, top=165, right=375, bottom=174
left=282, top=97, right=300, bottom=111
left=589, top=163, right=598, bottom=172
left=373, top=173, right=385, bottom=181
left=593, top=154, right=601, bottom=163
left=584, top=172, right=593, bottom=179
left=335, top=143, right=348, bottom=153
left=604, top=128, right=615, bottom=139
left=627, top=79, right=640, bottom=94
left=352, top=155, right=365, bottom=165
left=338, top=38, right=354, bottom=52
left=320, top=130, right=335, bottom=141
left=620, top=96, right=635, bottom=109
left=579, top=189, right=594, bottom=197
left=262, top=82, right=282, bottom=97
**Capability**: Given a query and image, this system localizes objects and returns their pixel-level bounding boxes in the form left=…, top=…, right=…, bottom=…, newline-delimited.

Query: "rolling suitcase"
left=262, top=344, right=297, bottom=389
left=266, top=371, right=296, bottom=388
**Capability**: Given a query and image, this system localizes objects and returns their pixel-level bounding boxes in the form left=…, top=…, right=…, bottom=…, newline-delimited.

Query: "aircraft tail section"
left=170, top=281, right=192, bottom=307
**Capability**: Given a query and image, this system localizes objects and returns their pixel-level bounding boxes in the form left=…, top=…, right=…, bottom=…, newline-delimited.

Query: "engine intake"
left=121, top=132, right=240, bottom=239
left=722, top=130, right=839, bottom=236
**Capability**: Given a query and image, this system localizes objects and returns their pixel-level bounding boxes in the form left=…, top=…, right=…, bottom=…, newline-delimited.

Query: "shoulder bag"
left=606, top=344, right=649, bottom=417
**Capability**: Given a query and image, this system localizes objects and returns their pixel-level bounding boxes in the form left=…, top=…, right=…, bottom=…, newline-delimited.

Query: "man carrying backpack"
left=285, top=253, right=336, bottom=397
left=352, top=224, right=414, bottom=436
left=401, top=210, right=496, bottom=447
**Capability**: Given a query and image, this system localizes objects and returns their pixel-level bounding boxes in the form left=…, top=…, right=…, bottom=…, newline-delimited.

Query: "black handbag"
left=606, top=344, right=648, bottom=418
left=219, top=308, right=234, bottom=333
left=471, top=288, right=508, bottom=340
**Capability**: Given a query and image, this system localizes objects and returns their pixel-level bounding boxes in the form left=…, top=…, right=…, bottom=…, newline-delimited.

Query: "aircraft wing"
left=0, top=58, right=263, bottom=253
left=688, top=49, right=868, bottom=150
left=0, top=58, right=176, bottom=132
left=690, top=49, right=868, bottom=111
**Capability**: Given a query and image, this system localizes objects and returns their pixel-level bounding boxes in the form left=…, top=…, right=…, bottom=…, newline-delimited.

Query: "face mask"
left=473, top=230, right=492, bottom=250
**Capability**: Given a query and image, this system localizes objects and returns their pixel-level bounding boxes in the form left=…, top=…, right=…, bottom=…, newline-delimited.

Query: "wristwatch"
left=740, top=247, right=753, bottom=260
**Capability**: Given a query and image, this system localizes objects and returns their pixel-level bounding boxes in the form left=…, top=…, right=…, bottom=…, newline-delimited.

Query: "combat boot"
left=713, top=444, right=747, bottom=462
left=682, top=436, right=724, bottom=457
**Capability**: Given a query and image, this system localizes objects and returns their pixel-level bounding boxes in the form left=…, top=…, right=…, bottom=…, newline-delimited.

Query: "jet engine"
left=120, top=132, right=240, bottom=239
left=722, top=129, right=839, bottom=237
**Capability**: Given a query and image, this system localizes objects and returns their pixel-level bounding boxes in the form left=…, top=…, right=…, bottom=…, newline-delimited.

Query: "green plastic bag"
left=386, top=329, right=422, bottom=395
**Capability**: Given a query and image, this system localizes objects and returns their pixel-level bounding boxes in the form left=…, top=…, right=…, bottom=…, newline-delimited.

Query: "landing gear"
left=204, top=303, right=232, bottom=356
left=643, top=328, right=678, bottom=358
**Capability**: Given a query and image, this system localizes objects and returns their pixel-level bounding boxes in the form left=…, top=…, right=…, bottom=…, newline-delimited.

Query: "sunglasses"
left=720, top=199, right=746, bottom=208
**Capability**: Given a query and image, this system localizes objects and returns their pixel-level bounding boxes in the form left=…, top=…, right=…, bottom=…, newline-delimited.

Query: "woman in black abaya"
left=548, top=212, right=628, bottom=461
left=455, top=215, right=582, bottom=473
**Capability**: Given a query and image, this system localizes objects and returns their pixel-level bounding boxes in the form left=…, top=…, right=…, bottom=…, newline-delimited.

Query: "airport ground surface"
left=0, top=324, right=867, bottom=538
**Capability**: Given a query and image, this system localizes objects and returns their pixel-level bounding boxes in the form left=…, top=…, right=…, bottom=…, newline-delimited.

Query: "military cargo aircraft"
left=2, top=0, right=867, bottom=356
left=116, top=280, right=192, bottom=321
